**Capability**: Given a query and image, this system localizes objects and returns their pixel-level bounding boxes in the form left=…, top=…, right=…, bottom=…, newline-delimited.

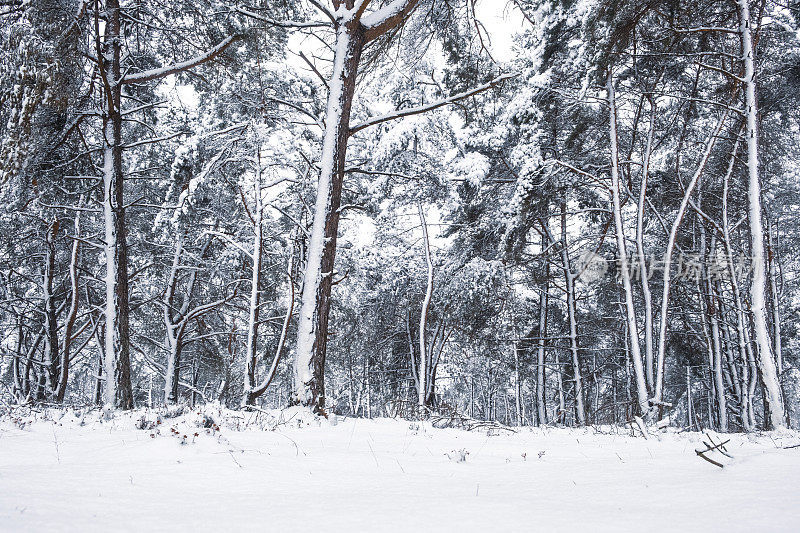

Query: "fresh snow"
left=2, top=408, right=799, bottom=532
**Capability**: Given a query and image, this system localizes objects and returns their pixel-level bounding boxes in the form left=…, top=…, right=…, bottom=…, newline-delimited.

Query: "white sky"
left=475, top=0, right=523, bottom=62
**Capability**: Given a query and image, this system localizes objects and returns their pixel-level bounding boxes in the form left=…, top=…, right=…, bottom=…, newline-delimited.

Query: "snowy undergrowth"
left=2, top=406, right=800, bottom=532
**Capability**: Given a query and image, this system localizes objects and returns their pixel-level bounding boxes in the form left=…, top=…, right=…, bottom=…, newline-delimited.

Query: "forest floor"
left=1, top=406, right=799, bottom=532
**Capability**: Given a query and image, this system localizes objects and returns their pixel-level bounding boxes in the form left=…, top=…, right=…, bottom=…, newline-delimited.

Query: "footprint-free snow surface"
left=1, top=407, right=799, bottom=532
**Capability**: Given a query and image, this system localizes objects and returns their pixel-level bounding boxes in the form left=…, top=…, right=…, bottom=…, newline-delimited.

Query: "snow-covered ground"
left=1, top=407, right=799, bottom=532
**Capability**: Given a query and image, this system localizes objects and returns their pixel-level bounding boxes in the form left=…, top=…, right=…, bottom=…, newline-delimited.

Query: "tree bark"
left=767, top=221, right=782, bottom=376
left=536, top=264, right=549, bottom=426
left=536, top=274, right=550, bottom=425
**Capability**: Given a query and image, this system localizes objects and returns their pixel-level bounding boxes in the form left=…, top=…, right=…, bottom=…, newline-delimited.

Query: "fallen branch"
left=695, top=434, right=732, bottom=468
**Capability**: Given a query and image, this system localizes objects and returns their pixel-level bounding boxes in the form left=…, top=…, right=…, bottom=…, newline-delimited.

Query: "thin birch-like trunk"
left=42, top=219, right=59, bottom=397
left=55, top=209, right=81, bottom=402
left=513, top=343, right=522, bottom=426
left=247, top=240, right=296, bottom=403
left=243, top=157, right=264, bottom=406
left=607, top=72, right=650, bottom=418
left=703, top=230, right=729, bottom=431
left=418, top=202, right=434, bottom=412
left=737, top=0, right=786, bottom=428
left=558, top=201, right=585, bottom=425
left=767, top=222, right=782, bottom=376
left=163, top=234, right=184, bottom=404
left=536, top=271, right=549, bottom=426
left=636, top=99, right=657, bottom=393
left=653, top=105, right=729, bottom=404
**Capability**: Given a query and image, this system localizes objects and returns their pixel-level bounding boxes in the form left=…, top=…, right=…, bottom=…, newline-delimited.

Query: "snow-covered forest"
left=3, top=0, right=800, bottom=529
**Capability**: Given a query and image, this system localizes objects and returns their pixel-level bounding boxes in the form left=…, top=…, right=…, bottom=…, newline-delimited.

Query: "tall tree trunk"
left=94, top=320, right=104, bottom=405
left=556, top=350, right=566, bottom=424
left=164, top=234, right=184, bottom=405
left=101, top=0, right=133, bottom=409
left=737, top=0, right=786, bottom=429
left=247, top=237, right=297, bottom=404
left=291, top=0, right=419, bottom=414
left=244, top=154, right=264, bottom=406
left=42, top=219, right=59, bottom=396
left=536, top=268, right=549, bottom=426
left=292, top=15, right=365, bottom=414
left=636, top=98, right=656, bottom=393
left=10, top=318, right=23, bottom=400
left=513, top=343, right=522, bottom=426
left=698, top=219, right=728, bottom=431
left=417, top=202, right=434, bottom=412
left=653, top=104, right=729, bottom=405
left=607, top=71, right=650, bottom=419
left=767, top=222, right=782, bottom=376
left=710, top=288, right=728, bottom=431
left=720, top=138, right=754, bottom=429
left=560, top=200, right=585, bottom=426
left=55, top=209, right=81, bottom=402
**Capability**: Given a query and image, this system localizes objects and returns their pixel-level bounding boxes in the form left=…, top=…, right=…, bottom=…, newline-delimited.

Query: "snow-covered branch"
left=122, top=35, right=243, bottom=85
left=349, top=73, right=516, bottom=134
left=362, top=0, right=419, bottom=41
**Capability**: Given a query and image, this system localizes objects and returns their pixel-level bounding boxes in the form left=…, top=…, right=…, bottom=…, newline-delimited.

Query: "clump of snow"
left=448, top=151, right=490, bottom=187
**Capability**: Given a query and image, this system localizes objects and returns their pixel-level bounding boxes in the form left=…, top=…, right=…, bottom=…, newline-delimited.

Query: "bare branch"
left=122, top=131, right=188, bottom=149
left=235, top=6, right=329, bottom=29
left=298, top=51, right=329, bottom=90
left=669, top=26, right=739, bottom=34
left=695, top=62, right=746, bottom=82
left=308, top=0, right=336, bottom=25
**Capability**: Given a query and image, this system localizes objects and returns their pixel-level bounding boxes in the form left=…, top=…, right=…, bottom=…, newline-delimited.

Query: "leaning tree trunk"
left=737, top=0, right=786, bottom=429
left=292, top=17, right=365, bottom=413
left=163, top=234, right=185, bottom=405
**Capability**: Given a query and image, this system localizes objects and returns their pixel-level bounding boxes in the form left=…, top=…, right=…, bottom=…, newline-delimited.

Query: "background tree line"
left=1, top=0, right=799, bottom=431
